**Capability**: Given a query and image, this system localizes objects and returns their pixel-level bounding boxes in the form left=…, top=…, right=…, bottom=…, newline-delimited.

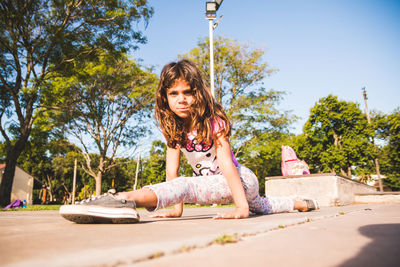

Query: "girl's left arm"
left=214, top=134, right=249, bottom=219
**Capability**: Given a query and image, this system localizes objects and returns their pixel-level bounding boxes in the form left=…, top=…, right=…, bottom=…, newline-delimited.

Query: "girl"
left=60, top=59, right=317, bottom=223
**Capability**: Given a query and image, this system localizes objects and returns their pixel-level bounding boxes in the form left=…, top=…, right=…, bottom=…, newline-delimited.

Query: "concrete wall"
left=265, top=173, right=377, bottom=207
left=355, top=192, right=400, bottom=204
left=0, top=166, right=34, bottom=205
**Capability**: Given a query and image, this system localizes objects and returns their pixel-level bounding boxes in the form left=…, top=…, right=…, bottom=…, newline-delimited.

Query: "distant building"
left=0, top=164, right=34, bottom=204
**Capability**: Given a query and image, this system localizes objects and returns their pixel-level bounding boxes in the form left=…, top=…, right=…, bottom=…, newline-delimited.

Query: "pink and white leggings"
left=145, top=165, right=294, bottom=214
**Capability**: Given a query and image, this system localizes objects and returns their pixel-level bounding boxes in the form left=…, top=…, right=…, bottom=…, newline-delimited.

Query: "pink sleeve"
left=211, top=117, right=239, bottom=167
left=211, top=117, right=226, bottom=136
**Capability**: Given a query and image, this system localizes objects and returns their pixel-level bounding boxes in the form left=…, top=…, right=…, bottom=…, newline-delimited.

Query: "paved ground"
left=0, top=204, right=399, bottom=267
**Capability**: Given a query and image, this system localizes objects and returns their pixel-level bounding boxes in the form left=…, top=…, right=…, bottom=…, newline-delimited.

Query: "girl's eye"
left=169, top=92, right=178, bottom=96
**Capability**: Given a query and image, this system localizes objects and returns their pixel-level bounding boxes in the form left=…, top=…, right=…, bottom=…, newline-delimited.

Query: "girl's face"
left=166, top=79, right=194, bottom=119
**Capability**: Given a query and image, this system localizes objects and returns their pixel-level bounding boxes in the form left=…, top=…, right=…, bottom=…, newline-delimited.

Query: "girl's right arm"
left=151, top=146, right=183, bottom=218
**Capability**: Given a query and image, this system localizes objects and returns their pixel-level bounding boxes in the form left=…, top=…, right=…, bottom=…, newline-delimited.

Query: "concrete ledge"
left=355, top=192, right=400, bottom=204
left=265, top=173, right=377, bottom=207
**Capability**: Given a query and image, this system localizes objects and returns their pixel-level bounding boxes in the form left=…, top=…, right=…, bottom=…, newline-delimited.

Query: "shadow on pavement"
left=146, top=212, right=266, bottom=222
left=145, top=214, right=215, bottom=222
left=339, top=224, right=400, bottom=267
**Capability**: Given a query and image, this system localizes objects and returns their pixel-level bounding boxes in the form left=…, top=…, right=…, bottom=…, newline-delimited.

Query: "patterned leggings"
left=145, top=164, right=294, bottom=214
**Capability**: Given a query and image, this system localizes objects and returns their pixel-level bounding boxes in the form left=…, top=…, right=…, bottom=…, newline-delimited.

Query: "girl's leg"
left=237, top=165, right=296, bottom=214
left=115, top=174, right=232, bottom=211
left=116, top=165, right=309, bottom=213
left=116, top=188, right=158, bottom=208
left=142, top=174, right=233, bottom=211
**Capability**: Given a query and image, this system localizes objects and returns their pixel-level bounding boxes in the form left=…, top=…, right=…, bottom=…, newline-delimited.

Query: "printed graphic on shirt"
left=193, top=155, right=219, bottom=176
left=183, top=134, right=221, bottom=176
left=185, top=137, right=212, bottom=152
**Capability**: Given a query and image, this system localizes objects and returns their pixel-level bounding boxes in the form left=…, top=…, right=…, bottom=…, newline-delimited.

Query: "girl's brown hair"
left=155, top=59, right=231, bottom=148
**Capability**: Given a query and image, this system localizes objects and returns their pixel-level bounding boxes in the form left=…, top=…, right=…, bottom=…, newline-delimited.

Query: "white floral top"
left=181, top=118, right=238, bottom=176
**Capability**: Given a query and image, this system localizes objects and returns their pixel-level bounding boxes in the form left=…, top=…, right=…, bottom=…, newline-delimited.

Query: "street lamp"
left=205, top=0, right=223, bottom=97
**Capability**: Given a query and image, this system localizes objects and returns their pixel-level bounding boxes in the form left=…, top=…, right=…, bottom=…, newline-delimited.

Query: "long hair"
left=154, top=59, right=231, bottom=148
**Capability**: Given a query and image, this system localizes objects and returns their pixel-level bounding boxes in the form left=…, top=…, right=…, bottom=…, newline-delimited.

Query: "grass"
left=1, top=205, right=62, bottom=211
left=213, top=233, right=239, bottom=245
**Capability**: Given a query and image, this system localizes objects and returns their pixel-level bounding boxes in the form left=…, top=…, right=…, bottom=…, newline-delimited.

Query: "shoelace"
left=79, top=193, right=108, bottom=204
left=78, top=189, right=117, bottom=204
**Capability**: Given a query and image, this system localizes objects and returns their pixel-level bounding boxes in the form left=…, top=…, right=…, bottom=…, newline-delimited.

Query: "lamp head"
left=206, top=2, right=217, bottom=18
left=205, top=0, right=223, bottom=18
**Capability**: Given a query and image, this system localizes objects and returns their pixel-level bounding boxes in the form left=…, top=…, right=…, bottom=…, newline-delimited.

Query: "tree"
left=240, top=131, right=295, bottom=194
left=142, top=140, right=193, bottom=187
left=106, top=157, right=138, bottom=192
left=17, top=127, right=58, bottom=203
left=52, top=52, right=157, bottom=195
left=298, top=95, right=373, bottom=177
left=142, top=140, right=167, bottom=186
left=0, top=0, right=153, bottom=206
left=16, top=122, right=89, bottom=203
left=180, top=36, right=295, bottom=153
left=378, top=109, right=400, bottom=190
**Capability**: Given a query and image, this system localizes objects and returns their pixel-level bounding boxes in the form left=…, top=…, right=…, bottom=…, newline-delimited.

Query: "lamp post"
left=205, top=0, right=223, bottom=97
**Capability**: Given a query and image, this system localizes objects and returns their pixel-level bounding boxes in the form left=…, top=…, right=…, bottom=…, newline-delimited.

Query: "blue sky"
left=134, top=0, right=400, bottom=135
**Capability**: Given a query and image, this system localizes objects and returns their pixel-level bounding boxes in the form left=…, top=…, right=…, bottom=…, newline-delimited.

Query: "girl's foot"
left=296, top=199, right=319, bottom=212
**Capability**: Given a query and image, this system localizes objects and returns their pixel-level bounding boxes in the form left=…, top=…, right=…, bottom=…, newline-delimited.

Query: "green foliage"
left=13, top=125, right=82, bottom=203
left=0, top=0, right=154, bottom=205
left=51, top=151, right=93, bottom=202
left=48, top=52, right=158, bottom=195
left=142, top=141, right=167, bottom=185
left=298, top=95, right=373, bottom=177
left=1, top=0, right=153, bottom=144
left=240, top=132, right=295, bottom=194
left=181, top=37, right=271, bottom=105
left=106, top=157, right=138, bottom=192
left=180, top=37, right=294, bottom=147
left=140, top=140, right=199, bottom=187
left=377, top=109, right=400, bottom=190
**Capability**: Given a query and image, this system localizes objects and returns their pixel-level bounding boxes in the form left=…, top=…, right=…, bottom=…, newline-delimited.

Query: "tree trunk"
left=374, top=158, right=384, bottom=192
left=95, top=171, right=102, bottom=196
left=61, top=183, right=71, bottom=203
left=347, top=166, right=352, bottom=178
left=333, top=132, right=339, bottom=147
left=46, top=175, right=54, bottom=202
left=340, top=168, right=347, bottom=177
left=0, top=139, right=28, bottom=207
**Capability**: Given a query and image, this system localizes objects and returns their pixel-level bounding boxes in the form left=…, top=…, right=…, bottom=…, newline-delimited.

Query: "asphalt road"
left=1, top=204, right=399, bottom=267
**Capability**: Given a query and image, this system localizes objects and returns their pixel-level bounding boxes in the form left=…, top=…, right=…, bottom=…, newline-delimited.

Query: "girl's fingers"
left=213, top=208, right=250, bottom=219
left=151, top=212, right=182, bottom=218
left=213, top=212, right=242, bottom=219
left=213, top=213, right=222, bottom=219
left=150, top=213, right=168, bottom=218
left=150, top=214, right=163, bottom=218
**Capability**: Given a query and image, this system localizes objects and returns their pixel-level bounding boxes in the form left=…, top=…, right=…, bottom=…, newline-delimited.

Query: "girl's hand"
left=150, top=209, right=182, bottom=218
left=213, top=207, right=249, bottom=220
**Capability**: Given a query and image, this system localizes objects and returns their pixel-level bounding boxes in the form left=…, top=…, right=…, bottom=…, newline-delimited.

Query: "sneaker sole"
left=59, top=205, right=140, bottom=224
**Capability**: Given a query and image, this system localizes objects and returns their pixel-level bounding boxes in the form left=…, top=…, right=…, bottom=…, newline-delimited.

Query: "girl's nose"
left=178, top=94, right=186, bottom=102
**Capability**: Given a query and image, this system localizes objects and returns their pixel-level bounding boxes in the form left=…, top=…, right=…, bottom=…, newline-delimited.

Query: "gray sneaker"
left=59, top=189, right=140, bottom=224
